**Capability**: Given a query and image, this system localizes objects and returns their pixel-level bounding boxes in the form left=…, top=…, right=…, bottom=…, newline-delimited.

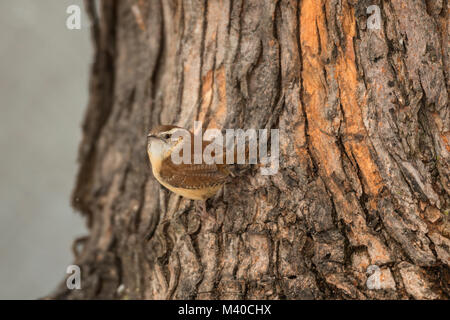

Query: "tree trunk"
left=51, top=0, right=449, bottom=299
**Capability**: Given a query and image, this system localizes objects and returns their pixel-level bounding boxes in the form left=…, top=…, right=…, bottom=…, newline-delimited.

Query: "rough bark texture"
left=51, top=0, right=449, bottom=299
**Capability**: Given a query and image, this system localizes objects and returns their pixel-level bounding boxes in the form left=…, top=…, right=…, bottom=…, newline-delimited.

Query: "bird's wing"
left=159, top=157, right=230, bottom=189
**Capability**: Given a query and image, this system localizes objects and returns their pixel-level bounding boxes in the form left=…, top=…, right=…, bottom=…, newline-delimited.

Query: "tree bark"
left=51, top=0, right=449, bottom=299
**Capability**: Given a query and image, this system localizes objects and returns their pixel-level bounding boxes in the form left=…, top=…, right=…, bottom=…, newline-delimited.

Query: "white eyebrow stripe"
left=169, top=128, right=189, bottom=135
left=158, top=129, right=180, bottom=138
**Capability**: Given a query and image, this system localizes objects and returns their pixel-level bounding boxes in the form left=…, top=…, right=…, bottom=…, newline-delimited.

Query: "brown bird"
left=147, top=125, right=232, bottom=215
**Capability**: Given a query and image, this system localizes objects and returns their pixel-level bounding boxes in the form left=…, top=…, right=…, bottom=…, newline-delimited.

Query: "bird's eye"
left=162, top=133, right=171, bottom=140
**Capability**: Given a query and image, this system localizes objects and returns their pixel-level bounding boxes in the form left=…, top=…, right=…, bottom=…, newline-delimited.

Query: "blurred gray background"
left=0, top=0, right=91, bottom=299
